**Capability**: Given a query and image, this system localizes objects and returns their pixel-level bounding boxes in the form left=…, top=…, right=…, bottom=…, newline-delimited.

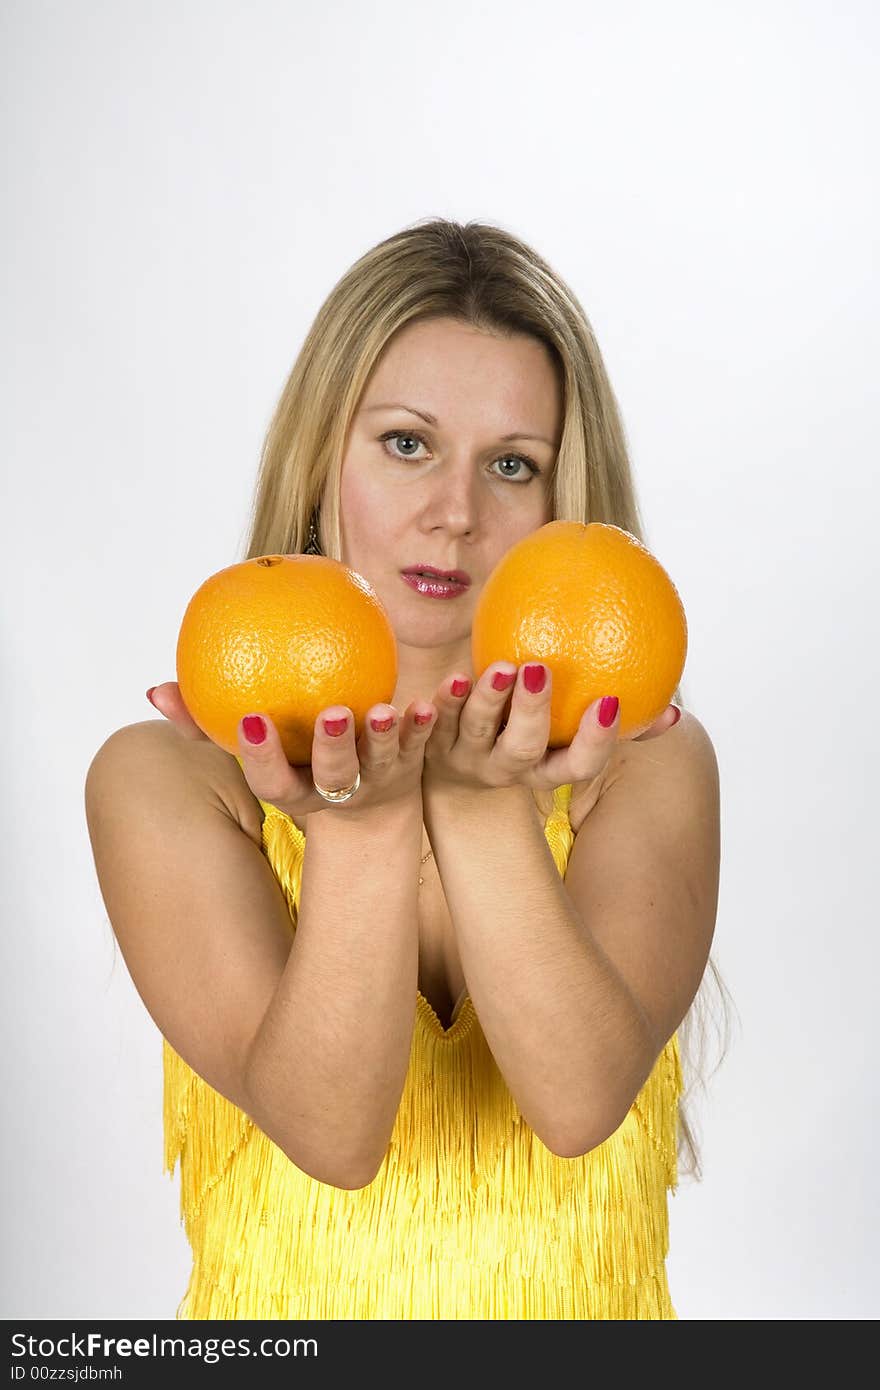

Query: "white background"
left=3, top=0, right=877, bottom=1321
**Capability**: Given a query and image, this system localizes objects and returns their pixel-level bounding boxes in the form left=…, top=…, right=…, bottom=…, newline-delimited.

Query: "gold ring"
left=312, top=770, right=361, bottom=804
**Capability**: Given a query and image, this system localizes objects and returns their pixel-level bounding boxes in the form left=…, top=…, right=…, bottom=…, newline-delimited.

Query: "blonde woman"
left=85, top=218, right=730, bottom=1320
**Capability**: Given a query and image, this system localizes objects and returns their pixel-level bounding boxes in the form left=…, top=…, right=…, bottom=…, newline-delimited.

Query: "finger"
left=398, top=698, right=437, bottom=755
left=236, top=711, right=313, bottom=807
left=311, top=705, right=360, bottom=795
left=314, top=700, right=436, bottom=800
left=633, top=704, right=683, bottom=741
left=492, top=663, right=553, bottom=771
left=147, top=682, right=209, bottom=740
left=428, top=672, right=473, bottom=752
left=531, top=694, right=620, bottom=788
left=357, top=700, right=435, bottom=767
left=355, top=703, right=401, bottom=776
left=454, top=661, right=518, bottom=752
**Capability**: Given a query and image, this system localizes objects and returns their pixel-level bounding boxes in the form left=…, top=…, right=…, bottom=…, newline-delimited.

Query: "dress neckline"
left=416, top=989, right=476, bottom=1039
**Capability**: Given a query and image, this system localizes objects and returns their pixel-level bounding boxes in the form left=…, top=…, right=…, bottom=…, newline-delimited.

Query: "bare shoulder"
left=611, top=707, right=715, bottom=775
left=87, top=720, right=266, bottom=848
left=568, top=710, right=718, bottom=834
left=83, top=718, right=300, bottom=1135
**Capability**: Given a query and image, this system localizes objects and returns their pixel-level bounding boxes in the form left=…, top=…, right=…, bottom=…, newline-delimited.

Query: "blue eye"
left=378, top=430, right=540, bottom=482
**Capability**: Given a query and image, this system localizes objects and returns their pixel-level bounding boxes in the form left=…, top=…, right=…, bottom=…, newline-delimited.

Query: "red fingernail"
left=370, top=715, right=395, bottom=733
left=451, top=678, right=470, bottom=697
left=671, top=705, right=682, bottom=725
left=491, top=670, right=516, bottom=692
left=523, top=664, right=546, bottom=694
left=146, top=687, right=157, bottom=707
left=242, top=715, right=267, bottom=744
left=414, top=710, right=433, bottom=725
left=598, top=696, right=619, bottom=728
left=323, top=716, right=349, bottom=737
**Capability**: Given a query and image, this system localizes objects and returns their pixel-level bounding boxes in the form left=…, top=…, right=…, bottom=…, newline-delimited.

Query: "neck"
left=392, top=637, right=475, bottom=713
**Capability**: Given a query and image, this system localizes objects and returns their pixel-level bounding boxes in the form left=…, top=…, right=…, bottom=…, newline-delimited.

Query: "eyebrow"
left=363, top=402, right=556, bottom=448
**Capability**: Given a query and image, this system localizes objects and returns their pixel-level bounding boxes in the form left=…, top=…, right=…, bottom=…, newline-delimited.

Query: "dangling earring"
left=303, top=509, right=322, bottom=555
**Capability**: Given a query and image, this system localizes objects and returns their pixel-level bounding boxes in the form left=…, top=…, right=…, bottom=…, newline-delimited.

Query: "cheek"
left=340, top=457, right=373, bottom=518
left=339, top=460, right=395, bottom=558
left=504, top=495, right=553, bottom=546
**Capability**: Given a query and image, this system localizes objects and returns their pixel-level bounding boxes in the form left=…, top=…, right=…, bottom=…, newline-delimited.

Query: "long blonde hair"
left=239, top=216, right=736, bottom=1180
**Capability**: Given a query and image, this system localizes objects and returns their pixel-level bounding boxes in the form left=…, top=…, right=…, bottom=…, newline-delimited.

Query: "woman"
left=85, top=218, right=728, bottom=1320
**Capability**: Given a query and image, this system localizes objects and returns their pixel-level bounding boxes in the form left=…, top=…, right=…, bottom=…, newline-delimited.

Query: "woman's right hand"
left=146, top=682, right=436, bottom=820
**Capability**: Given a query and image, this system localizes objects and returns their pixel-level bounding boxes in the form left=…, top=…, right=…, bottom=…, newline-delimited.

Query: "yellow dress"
left=163, top=783, right=683, bottom=1319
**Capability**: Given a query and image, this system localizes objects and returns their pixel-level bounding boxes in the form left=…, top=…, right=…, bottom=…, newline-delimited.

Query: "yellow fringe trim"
left=162, top=778, right=682, bottom=1320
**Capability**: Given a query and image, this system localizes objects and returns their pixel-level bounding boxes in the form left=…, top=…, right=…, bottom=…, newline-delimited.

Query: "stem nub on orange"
left=176, top=554, right=398, bottom=765
left=471, top=521, right=687, bottom=742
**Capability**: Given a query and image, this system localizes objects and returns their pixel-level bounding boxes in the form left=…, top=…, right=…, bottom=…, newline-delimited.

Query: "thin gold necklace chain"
left=418, top=846, right=433, bottom=886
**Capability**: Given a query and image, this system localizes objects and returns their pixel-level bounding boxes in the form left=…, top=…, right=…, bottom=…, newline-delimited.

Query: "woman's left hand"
left=421, top=661, right=680, bottom=797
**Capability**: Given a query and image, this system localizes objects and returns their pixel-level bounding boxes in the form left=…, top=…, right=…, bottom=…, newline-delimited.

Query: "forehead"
left=361, top=317, right=562, bottom=430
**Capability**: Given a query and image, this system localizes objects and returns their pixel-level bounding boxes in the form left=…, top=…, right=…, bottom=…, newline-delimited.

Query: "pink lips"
left=402, top=565, right=472, bottom=585
left=401, top=565, right=472, bottom=599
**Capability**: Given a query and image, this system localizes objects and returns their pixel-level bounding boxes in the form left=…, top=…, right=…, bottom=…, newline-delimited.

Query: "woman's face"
left=338, top=316, right=563, bottom=653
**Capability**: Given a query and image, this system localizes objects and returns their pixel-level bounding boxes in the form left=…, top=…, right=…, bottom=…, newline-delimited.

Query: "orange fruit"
left=176, top=554, right=398, bottom=765
left=471, top=521, right=687, bottom=742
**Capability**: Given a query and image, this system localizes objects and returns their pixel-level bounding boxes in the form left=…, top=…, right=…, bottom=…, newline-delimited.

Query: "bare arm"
left=85, top=720, right=427, bottom=1191
left=422, top=713, right=720, bottom=1156
left=245, top=795, right=423, bottom=1188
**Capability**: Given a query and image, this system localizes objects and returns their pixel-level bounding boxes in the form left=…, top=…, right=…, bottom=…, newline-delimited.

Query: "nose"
left=420, top=457, right=481, bottom=539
